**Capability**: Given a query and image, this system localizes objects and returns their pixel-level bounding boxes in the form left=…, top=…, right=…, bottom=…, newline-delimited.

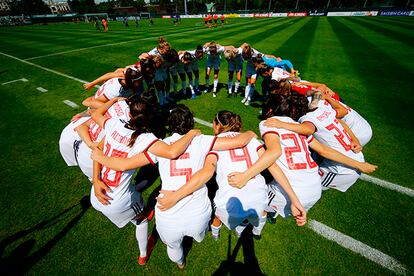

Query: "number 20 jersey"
left=259, top=116, right=321, bottom=193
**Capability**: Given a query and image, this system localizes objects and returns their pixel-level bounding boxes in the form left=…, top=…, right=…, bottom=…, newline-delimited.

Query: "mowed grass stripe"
left=274, top=17, right=319, bottom=73
left=328, top=17, right=414, bottom=188
left=361, top=17, right=414, bottom=36
left=172, top=18, right=300, bottom=52
left=345, top=17, right=414, bottom=47
left=21, top=18, right=276, bottom=61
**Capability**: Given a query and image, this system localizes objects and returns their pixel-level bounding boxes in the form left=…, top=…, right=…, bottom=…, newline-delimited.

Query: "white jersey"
left=271, top=67, right=292, bottom=81
left=77, top=101, right=130, bottom=180
left=94, top=78, right=130, bottom=101
left=339, top=102, right=372, bottom=146
left=236, top=47, right=262, bottom=63
left=59, top=116, right=91, bottom=166
left=259, top=116, right=321, bottom=204
left=210, top=132, right=267, bottom=212
left=151, top=134, right=216, bottom=223
left=299, top=103, right=364, bottom=175
left=91, top=118, right=158, bottom=224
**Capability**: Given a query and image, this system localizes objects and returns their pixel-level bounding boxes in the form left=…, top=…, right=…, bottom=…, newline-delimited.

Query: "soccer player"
left=213, top=14, right=218, bottom=28
left=101, top=18, right=108, bottom=32
left=140, top=37, right=171, bottom=106
left=91, top=105, right=257, bottom=268
left=264, top=94, right=374, bottom=192
left=228, top=94, right=376, bottom=221
left=221, top=14, right=225, bottom=27
left=237, top=43, right=269, bottom=106
left=223, top=46, right=242, bottom=96
left=184, top=45, right=204, bottom=95
left=203, top=42, right=231, bottom=97
left=90, top=98, right=200, bottom=266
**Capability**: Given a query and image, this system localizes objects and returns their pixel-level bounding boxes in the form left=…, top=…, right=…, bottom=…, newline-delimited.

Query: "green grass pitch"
left=0, top=17, right=413, bottom=275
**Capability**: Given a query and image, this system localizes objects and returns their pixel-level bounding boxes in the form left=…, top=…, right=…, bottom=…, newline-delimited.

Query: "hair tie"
left=216, top=113, right=224, bottom=126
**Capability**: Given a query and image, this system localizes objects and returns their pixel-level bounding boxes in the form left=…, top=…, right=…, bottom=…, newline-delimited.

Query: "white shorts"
left=265, top=181, right=321, bottom=217
left=319, top=167, right=361, bottom=192
left=246, top=63, right=257, bottom=79
left=227, top=58, right=243, bottom=72
left=90, top=186, right=145, bottom=228
left=352, top=124, right=372, bottom=146
left=214, top=198, right=266, bottom=230
left=155, top=68, right=168, bottom=82
left=156, top=206, right=211, bottom=247
left=206, top=56, right=221, bottom=70
left=59, top=132, right=82, bottom=167
left=77, top=142, right=93, bottom=181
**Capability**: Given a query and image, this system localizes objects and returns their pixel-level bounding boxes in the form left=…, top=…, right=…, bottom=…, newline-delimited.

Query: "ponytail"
left=214, top=111, right=242, bottom=134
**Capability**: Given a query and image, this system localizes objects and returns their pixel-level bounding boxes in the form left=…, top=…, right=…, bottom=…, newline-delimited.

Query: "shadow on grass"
left=213, top=225, right=264, bottom=276
left=0, top=196, right=91, bottom=274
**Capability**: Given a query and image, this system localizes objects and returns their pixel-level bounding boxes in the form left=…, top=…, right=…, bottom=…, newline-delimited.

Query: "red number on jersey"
left=88, top=111, right=112, bottom=142
left=170, top=152, right=192, bottom=183
left=325, top=120, right=352, bottom=151
left=101, top=143, right=128, bottom=187
left=229, top=147, right=253, bottom=168
left=281, top=133, right=317, bottom=170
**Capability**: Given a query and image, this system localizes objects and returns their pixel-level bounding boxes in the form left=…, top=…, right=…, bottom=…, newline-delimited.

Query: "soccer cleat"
left=203, top=89, right=208, bottom=94
left=177, top=261, right=186, bottom=270
left=228, top=89, right=232, bottom=95
left=241, top=97, right=247, bottom=104
left=138, top=256, right=147, bottom=265
left=267, top=213, right=278, bottom=224
left=244, top=99, right=250, bottom=106
left=253, top=234, right=261, bottom=240
left=191, top=94, right=196, bottom=100
left=213, top=92, right=217, bottom=98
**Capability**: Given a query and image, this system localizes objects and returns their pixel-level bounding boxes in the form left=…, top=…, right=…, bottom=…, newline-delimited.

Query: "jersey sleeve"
left=259, top=121, right=280, bottom=138
left=142, top=133, right=159, bottom=165
left=102, top=118, right=117, bottom=134
left=298, top=114, right=318, bottom=131
left=199, top=135, right=217, bottom=157
left=217, top=45, right=225, bottom=53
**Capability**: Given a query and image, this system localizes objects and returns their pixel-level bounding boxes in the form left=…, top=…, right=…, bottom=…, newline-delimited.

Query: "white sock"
left=244, top=85, right=251, bottom=99
left=135, top=220, right=148, bottom=257
left=167, top=243, right=184, bottom=264
left=189, top=84, right=195, bottom=94
left=213, top=79, right=218, bottom=92
left=247, top=84, right=254, bottom=100
left=235, top=224, right=247, bottom=237
left=235, top=80, right=240, bottom=92
left=252, top=215, right=267, bottom=236
left=211, top=223, right=221, bottom=237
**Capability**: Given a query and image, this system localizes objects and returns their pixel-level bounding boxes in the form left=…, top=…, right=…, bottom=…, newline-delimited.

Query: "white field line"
left=1, top=51, right=412, bottom=274
left=63, top=100, right=79, bottom=108
left=308, top=220, right=408, bottom=275
left=23, top=18, right=272, bottom=61
left=37, top=87, right=48, bottom=93
left=2, top=49, right=414, bottom=199
left=360, top=173, right=414, bottom=197
left=2, top=78, right=28, bottom=85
